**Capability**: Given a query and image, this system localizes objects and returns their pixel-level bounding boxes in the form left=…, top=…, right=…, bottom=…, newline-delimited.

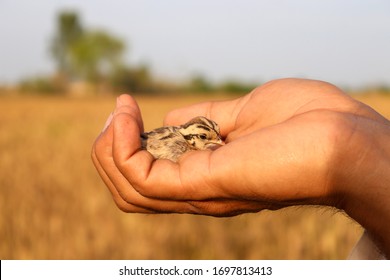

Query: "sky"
left=0, top=0, right=390, bottom=89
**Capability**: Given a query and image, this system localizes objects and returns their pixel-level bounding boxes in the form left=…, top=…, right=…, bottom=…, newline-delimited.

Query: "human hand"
left=91, top=78, right=386, bottom=214
left=92, top=78, right=390, bottom=255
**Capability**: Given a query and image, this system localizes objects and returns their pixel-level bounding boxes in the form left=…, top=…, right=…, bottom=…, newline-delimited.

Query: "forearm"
left=337, top=117, right=390, bottom=258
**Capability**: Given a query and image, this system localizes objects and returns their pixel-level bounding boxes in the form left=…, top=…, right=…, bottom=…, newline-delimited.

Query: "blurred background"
left=1, top=0, right=389, bottom=259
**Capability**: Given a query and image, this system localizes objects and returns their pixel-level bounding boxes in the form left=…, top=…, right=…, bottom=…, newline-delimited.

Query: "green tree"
left=50, top=11, right=84, bottom=80
left=70, top=30, right=125, bottom=83
left=50, top=10, right=125, bottom=92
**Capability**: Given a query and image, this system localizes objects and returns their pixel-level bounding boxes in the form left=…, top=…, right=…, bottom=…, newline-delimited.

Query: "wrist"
left=333, top=115, right=390, bottom=258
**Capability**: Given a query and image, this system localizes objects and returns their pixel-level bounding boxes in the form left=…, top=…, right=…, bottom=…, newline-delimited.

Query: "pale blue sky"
left=1, top=0, right=389, bottom=88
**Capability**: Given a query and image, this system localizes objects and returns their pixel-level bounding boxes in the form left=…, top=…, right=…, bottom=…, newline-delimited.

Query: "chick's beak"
left=206, top=138, right=225, bottom=150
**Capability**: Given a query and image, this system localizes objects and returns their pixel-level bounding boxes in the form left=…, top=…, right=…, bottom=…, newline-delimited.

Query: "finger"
left=92, top=146, right=154, bottom=213
left=163, top=93, right=253, bottom=137
left=104, top=96, right=217, bottom=211
left=111, top=102, right=227, bottom=201
left=116, top=94, right=144, bottom=132
left=111, top=107, right=184, bottom=196
left=92, top=120, right=154, bottom=213
left=93, top=112, right=204, bottom=213
left=111, top=101, right=245, bottom=202
left=93, top=149, right=192, bottom=214
left=92, top=96, right=175, bottom=213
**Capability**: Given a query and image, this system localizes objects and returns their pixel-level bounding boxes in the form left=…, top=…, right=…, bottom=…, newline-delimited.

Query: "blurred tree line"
left=18, top=10, right=257, bottom=95
left=9, top=10, right=390, bottom=96
left=18, top=11, right=153, bottom=95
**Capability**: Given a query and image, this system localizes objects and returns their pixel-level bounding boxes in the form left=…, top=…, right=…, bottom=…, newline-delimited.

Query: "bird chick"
left=141, top=116, right=224, bottom=162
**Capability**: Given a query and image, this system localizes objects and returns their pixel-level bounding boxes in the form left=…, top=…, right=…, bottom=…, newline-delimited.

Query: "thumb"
left=163, top=95, right=250, bottom=137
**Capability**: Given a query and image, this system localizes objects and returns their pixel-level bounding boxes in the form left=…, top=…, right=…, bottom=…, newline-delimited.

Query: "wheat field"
left=1, top=91, right=389, bottom=260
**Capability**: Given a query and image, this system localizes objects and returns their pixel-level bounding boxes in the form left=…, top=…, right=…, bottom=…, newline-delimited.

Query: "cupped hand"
left=91, top=78, right=387, bottom=216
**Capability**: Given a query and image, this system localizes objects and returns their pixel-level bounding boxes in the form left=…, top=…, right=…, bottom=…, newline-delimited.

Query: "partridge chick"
left=141, top=116, right=223, bottom=162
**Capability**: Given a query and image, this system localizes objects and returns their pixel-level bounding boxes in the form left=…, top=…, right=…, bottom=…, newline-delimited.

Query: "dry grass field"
left=1, top=90, right=389, bottom=259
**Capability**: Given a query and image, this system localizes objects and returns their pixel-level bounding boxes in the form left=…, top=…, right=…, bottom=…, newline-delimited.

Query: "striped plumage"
left=141, top=116, right=223, bottom=162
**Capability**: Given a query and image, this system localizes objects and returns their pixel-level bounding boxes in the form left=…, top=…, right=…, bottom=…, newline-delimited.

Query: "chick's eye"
left=199, top=134, right=207, bottom=140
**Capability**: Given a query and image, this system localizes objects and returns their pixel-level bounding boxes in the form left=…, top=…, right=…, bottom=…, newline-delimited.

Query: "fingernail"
left=116, top=96, right=124, bottom=108
left=102, top=112, right=113, bottom=133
